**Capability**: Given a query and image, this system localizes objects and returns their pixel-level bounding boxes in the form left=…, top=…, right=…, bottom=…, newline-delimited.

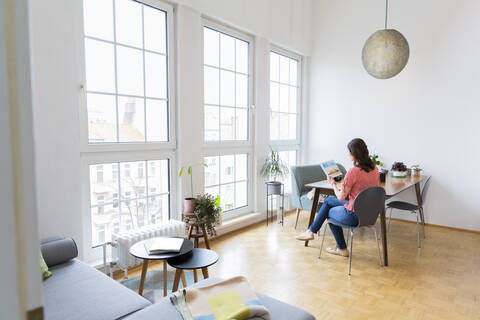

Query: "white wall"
left=307, top=0, right=480, bottom=231
left=29, top=0, right=312, bottom=261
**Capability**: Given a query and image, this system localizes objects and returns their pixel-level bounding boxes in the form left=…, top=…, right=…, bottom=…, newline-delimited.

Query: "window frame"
left=79, top=0, right=176, bottom=153
left=269, top=46, right=302, bottom=147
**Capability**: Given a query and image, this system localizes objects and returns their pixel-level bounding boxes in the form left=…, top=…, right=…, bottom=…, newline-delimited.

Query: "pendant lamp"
left=362, top=0, right=409, bottom=79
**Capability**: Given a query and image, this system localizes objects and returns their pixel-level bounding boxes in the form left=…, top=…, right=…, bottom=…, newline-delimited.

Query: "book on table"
left=144, top=237, right=184, bottom=254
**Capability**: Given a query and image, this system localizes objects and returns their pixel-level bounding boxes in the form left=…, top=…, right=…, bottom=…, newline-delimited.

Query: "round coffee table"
left=167, top=248, right=219, bottom=292
left=129, top=237, right=194, bottom=296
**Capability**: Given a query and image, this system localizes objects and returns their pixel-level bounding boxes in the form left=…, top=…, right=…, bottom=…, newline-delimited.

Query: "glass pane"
left=118, top=96, right=145, bottom=142
left=279, top=84, right=289, bottom=112
left=91, top=203, right=117, bottom=245
left=204, top=67, right=219, bottom=105
left=116, top=46, right=144, bottom=96
left=235, top=181, right=247, bottom=208
left=220, top=183, right=235, bottom=211
left=204, top=105, right=219, bottom=141
left=204, top=28, right=219, bottom=67
left=120, top=161, right=147, bottom=201
left=89, top=163, right=119, bottom=205
left=147, top=160, right=169, bottom=194
left=270, top=52, right=279, bottom=82
left=290, top=59, right=298, bottom=86
left=220, top=34, right=235, bottom=71
left=87, top=93, right=117, bottom=143
left=220, top=155, right=235, bottom=184
left=205, top=186, right=219, bottom=200
left=235, top=74, right=248, bottom=108
left=121, top=198, right=146, bottom=229
left=270, top=112, right=279, bottom=140
left=220, top=70, right=235, bottom=107
left=83, top=0, right=113, bottom=41
left=85, top=39, right=115, bottom=93
left=204, top=156, right=219, bottom=186
left=115, top=0, right=142, bottom=48
left=289, top=86, right=297, bottom=113
left=235, top=109, right=247, bottom=141
left=144, top=6, right=166, bottom=53
left=235, top=154, right=247, bottom=181
left=279, top=55, right=290, bottom=84
left=270, top=82, right=279, bottom=111
left=289, top=114, right=297, bottom=140
left=220, top=107, right=235, bottom=140
left=236, top=39, right=248, bottom=74
left=146, top=99, right=167, bottom=141
left=145, top=52, right=167, bottom=99
left=279, top=114, right=289, bottom=140
left=148, top=194, right=167, bottom=224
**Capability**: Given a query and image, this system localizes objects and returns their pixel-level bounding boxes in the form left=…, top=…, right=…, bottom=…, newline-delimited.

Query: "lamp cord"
left=385, top=0, right=389, bottom=29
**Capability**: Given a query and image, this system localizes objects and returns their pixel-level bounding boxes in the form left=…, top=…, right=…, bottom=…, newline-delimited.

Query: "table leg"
left=163, top=260, right=168, bottom=296
left=305, top=188, right=320, bottom=247
left=172, top=269, right=182, bottom=293
left=201, top=224, right=211, bottom=249
left=193, top=269, right=198, bottom=283
left=181, top=271, right=187, bottom=288
left=201, top=267, right=209, bottom=279
left=380, top=206, right=388, bottom=266
left=138, top=260, right=149, bottom=296
left=414, top=183, right=426, bottom=238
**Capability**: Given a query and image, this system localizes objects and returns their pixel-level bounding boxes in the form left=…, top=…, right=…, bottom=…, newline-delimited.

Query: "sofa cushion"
left=124, top=278, right=315, bottom=320
left=41, top=236, right=78, bottom=267
left=43, top=259, right=151, bottom=320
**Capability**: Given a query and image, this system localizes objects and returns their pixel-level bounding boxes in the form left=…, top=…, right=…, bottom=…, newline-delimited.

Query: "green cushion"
left=41, top=252, right=52, bottom=280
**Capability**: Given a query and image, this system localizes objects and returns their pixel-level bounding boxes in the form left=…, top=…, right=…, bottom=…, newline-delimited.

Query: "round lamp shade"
left=362, top=29, right=409, bottom=79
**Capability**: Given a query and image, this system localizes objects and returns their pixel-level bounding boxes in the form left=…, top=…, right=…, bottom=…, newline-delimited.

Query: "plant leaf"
left=179, top=167, right=184, bottom=177
left=187, top=166, right=191, bottom=175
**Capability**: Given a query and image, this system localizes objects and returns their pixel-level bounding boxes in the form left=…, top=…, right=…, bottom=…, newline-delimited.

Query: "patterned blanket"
left=170, top=276, right=270, bottom=320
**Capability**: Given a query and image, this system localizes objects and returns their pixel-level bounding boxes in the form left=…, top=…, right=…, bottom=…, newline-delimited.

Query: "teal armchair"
left=290, top=163, right=347, bottom=229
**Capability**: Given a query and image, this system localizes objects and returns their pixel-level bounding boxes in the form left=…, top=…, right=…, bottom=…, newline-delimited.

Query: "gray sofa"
left=41, top=236, right=315, bottom=320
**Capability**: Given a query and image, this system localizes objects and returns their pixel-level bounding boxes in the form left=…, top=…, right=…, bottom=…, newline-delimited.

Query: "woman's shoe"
left=326, top=247, right=349, bottom=257
left=295, top=230, right=314, bottom=241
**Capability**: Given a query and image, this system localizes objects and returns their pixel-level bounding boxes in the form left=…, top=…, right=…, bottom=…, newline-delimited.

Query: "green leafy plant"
left=411, top=164, right=423, bottom=172
left=370, top=154, right=384, bottom=167
left=178, top=163, right=207, bottom=198
left=260, top=147, right=289, bottom=181
left=183, top=194, right=222, bottom=237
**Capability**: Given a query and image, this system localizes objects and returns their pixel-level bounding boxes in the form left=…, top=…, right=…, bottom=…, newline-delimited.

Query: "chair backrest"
left=421, top=176, right=432, bottom=205
left=290, top=165, right=327, bottom=196
left=353, top=186, right=386, bottom=227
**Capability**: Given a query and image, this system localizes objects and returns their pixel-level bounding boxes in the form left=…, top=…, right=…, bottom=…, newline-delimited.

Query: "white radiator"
left=112, top=219, right=185, bottom=278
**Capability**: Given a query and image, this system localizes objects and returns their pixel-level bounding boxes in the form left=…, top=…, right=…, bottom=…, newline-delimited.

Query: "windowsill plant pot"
left=183, top=194, right=222, bottom=237
left=266, top=181, right=283, bottom=195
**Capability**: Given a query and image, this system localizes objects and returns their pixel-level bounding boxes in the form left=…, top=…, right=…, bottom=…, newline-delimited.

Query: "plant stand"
left=265, top=181, right=284, bottom=226
left=187, top=222, right=211, bottom=250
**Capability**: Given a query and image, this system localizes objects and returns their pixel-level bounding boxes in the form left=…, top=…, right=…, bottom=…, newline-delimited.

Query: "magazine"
left=144, top=237, right=184, bottom=254
left=321, top=160, right=343, bottom=178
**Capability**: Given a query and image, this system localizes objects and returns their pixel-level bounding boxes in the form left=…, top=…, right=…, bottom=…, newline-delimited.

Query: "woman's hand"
left=328, top=176, right=335, bottom=184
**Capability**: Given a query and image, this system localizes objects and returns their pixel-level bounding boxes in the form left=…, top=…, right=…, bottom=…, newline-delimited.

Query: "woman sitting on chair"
left=296, top=138, right=379, bottom=257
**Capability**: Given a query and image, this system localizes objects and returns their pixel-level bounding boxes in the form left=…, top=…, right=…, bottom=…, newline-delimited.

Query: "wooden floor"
left=118, top=212, right=480, bottom=319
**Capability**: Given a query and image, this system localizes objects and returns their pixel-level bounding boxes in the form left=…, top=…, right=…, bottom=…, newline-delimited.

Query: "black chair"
left=387, top=176, right=432, bottom=248
left=319, top=186, right=386, bottom=275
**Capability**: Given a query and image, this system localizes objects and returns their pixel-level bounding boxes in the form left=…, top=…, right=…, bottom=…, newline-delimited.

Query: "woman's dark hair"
left=347, top=138, right=375, bottom=172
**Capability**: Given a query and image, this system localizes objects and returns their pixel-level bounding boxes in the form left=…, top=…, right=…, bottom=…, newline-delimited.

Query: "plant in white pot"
left=391, top=161, right=408, bottom=178
left=410, top=164, right=423, bottom=177
left=179, top=163, right=207, bottom=215
left=260, top=148, right=289, bottom=195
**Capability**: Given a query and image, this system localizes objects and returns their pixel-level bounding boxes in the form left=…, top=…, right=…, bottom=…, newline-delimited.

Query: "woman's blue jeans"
left=309, top=196, right=359, bottom=249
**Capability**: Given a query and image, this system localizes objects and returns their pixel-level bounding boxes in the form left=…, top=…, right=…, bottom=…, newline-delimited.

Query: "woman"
left=296, top=138, right=379, bottom=257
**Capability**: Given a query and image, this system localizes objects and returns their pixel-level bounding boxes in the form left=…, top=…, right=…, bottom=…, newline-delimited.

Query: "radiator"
left=112, top=219, right=186, bottom=278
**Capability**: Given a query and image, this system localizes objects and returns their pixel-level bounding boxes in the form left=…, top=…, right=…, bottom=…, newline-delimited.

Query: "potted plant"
left=179, top=163, right=207, bottom=214
left=410, top=165, right=423, bottom=177
left=391, top=161, right=408, bottom=178
left=260, top=147, right=289, bottom=195
left=183, top=194, right=222, bottom=237
left=370, top=154, right=388, bottom=182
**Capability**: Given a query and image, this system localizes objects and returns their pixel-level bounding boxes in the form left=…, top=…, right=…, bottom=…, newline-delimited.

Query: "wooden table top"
left=306, top=174, right=429, bottom=198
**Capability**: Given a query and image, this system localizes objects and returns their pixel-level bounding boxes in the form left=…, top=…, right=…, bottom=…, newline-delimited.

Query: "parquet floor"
left=118, top=212, right=480, bottom=319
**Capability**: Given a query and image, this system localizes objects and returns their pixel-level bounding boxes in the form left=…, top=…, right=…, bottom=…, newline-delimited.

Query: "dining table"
left=304, top=174, right=429, bottom=266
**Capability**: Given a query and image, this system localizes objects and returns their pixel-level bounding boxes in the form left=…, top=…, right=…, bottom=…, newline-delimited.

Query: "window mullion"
left=112, top=0, right=120, bottom=143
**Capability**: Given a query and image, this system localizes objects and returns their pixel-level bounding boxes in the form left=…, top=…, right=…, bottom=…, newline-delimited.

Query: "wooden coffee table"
left=129, top=237, right=194, bottom=296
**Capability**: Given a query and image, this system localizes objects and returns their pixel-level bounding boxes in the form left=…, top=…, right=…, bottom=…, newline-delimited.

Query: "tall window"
left=203, top=27, right=249, bottom=141
left=83, top=0, right=169, bottom=143
left=270, top=51, right=299, bottom=141
left=204, top=154, right=248, bottom=212
left=278, top=150, right=297, bottom=193
left=89, top=160, right=170, bottom=246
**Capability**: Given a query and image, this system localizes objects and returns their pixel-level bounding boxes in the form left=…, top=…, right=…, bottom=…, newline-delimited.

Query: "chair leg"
left=318, top=223, right=328, bottom=259
left=348, top=229, right=354, bottom=276
left=373, top=226, right=382, bottom=266
left=294, top=208, right=300, bottom=229
left=416, top=213, right=421, bottom=248
left=387, top=207, right=393, bottom=233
